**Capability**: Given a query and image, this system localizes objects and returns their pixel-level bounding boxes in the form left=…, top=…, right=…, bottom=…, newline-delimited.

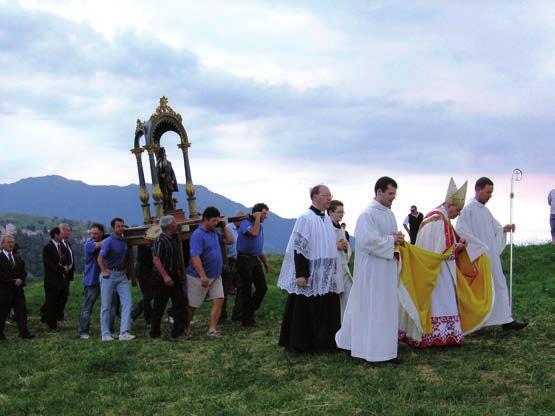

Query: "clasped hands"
left=503, top=224, right=516, bottom=233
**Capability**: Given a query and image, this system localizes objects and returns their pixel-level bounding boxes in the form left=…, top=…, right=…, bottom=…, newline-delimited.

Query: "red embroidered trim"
left=399, top=315, right=464, bottom=348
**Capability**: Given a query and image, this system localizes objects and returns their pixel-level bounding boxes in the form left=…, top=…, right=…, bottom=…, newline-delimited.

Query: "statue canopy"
left=131, top=97, right=197, bottom=223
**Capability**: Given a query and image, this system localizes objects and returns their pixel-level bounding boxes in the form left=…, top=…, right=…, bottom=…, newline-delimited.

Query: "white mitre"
left=445, top=177, right=468, bottom=209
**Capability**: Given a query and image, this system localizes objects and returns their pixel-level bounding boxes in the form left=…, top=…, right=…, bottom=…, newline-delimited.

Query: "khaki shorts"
left=187, top=275, right=224, bottom=308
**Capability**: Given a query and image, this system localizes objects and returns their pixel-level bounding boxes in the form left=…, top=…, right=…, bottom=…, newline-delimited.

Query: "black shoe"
left=21, top=333, right=35, bottom=340
left=384, top=357, right=402, bottom=365
left=502, top=320, right=528, bottom=331
left=0, top=334, right=6, bottom=341
left=242, top=319, right=257, bottom=327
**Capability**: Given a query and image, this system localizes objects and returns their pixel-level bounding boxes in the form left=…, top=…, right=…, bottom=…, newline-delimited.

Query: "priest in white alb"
left=335, top=176, right=404, bottom=364
left=456, top=177, right=528, bottom=330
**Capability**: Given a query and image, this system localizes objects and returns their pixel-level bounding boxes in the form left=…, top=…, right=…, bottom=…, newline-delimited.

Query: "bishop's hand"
left=393, top=232, right=405, bottom=245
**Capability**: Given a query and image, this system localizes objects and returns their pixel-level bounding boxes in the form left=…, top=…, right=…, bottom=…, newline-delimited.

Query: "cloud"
left=0, top=1, right=554, bottom=244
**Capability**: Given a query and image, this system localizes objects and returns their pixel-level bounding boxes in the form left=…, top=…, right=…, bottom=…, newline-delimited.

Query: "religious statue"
left=156, top=147, right=179, bottom=212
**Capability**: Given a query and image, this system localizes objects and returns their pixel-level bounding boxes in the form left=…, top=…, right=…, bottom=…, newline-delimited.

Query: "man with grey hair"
left=58, top=223, right=74, bottom=320
left=0, top=235, right=34, bottom=340
left=149, top=215, right=187, bottom=340
left=278, top=185, right=344, bottom=353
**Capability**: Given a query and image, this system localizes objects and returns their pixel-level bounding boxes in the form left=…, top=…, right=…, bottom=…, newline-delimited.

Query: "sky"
left=0, top=0, right=553, bottom=243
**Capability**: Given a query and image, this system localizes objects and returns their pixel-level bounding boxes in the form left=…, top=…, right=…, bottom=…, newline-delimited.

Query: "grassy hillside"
left=0, top=244, right=553, bottom=415
left=0, top=212, right=89, bottom=233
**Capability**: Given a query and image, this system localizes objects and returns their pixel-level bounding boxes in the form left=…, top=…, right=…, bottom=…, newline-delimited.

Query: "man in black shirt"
left=149, top=215, right=186, bottom=340
left=403, top=205, right=424, bottom=244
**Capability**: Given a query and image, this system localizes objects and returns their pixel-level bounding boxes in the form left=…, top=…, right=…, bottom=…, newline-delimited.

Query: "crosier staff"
left=509, top=168, right=522, bottom=312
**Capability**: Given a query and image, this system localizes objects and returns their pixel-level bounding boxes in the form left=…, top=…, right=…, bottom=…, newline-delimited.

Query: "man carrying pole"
left=456, top=177, right=528, bottom=330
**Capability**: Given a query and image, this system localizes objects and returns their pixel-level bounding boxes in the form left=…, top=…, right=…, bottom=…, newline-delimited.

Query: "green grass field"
left=0, top=244, right=553, bottom=415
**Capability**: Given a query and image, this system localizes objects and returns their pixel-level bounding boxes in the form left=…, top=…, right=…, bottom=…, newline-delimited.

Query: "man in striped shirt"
left=149, top=215, right=187, bottom=341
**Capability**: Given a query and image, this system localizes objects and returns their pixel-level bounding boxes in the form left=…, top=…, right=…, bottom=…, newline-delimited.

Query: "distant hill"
left=0, top=175, right=294, bottom=253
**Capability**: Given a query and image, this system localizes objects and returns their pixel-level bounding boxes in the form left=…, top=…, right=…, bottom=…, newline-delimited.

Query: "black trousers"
left=40, top=280, right=68, bottom=329
left=237, top=255, right=267, bottom=325
left=58, top=279, right=71, bottom=320
left=131, top=265, right=153, bottom=323
left=0, top=286, right=31, bottom=338
left=149, top=282, right=186, bottom=338
left=221, top=257, right=239, bottom=320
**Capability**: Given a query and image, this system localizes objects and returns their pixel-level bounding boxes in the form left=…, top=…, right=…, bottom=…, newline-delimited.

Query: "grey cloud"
left=1, top=3, right=553, bottom=177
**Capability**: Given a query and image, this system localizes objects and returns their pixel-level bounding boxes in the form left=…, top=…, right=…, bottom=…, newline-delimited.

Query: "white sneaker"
left=206, top=329, right=222, bottom=337
left=102, top=335, right=114, bottom=341
left=119, top=332, right=136, bottom=341
left=80, top=334, right=90, bottom=340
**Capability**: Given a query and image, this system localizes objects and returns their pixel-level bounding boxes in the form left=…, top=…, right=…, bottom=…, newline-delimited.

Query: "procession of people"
left=0, top=176, right=528, bottom=362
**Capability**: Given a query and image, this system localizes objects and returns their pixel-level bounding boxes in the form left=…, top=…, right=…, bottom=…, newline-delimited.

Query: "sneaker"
left=79, top=334, right=90, bottom=340
left=102, top=335, right=114, bottom=341
left=206, top=329, right=222, bottom=337
left=119, top=332, right=136, bottom=341
left=167, top=316, right=175, bottom=324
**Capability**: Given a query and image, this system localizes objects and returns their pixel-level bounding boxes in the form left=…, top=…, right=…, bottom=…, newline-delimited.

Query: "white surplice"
left=399, top=206, right=463, bottom=346
left=456, top=198, right=511, bottom=326
left=277, top=209, right=343, bottom=296
left=333, top=225, right=353, bottom=320
left=335, top=199, right=399, bottom=362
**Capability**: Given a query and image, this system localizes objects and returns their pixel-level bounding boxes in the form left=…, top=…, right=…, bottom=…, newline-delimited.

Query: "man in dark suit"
left=40, top=227, right=70, bottom=330
left=0, top=234, right=34, bottom=340
left=58, top=223, right=74, bottom=320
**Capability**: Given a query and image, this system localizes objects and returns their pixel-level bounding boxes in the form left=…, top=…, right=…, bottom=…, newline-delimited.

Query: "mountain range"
left=0, top=175, right=294, bottom=253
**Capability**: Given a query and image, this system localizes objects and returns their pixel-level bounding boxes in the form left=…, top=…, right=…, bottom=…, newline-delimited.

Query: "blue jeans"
left=100, top=271, right=132, bottom=337
left=79, top=285, right=99, bottom=335
left=80, top=285, right=115, bottom=336
left=550, top=213, right=555, bottom=241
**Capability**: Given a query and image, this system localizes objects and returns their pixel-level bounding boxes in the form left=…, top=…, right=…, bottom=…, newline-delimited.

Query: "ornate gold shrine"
left=131, top=96, right=198, bottom=223
left=124, top=97, right=242, bottom=280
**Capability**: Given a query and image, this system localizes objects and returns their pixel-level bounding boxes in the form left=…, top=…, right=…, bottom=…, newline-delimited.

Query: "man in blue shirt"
left=236, top=203, right=271, bottom=327
left=98, top=218, right=135, bottom=341
left=78, top=223, right=109, bottom=339
left=186, top=207, right=233, bottom=337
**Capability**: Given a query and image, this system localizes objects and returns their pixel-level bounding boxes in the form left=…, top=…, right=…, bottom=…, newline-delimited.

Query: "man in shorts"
left=186, top=207, right=234, bottom=337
